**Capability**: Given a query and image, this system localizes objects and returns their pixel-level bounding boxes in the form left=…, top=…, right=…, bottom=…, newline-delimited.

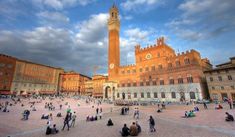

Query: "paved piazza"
left=0, top=97, right=235, bottom=137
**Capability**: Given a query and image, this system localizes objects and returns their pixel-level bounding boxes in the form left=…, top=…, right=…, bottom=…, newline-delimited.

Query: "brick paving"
left=1, top=98, right=235, bottom=137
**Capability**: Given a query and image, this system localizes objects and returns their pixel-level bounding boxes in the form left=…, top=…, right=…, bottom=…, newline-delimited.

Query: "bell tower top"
left=108, top=4, right=120, bottom=31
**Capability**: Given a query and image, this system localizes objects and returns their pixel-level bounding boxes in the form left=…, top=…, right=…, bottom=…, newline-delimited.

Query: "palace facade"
left=103, top=5, right=212, bottom=102
left=0, top=54, right=64, bottom=95
left=204, top=57, right=235, bottom=101
left=60, top=71, right=91, bottom=95
left=0, top=54, right=16, bottom=95
left=85, top=75, right=108, bottom=97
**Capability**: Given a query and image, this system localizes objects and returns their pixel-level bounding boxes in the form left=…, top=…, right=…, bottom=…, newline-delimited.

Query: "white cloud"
left=167, top=0, right=235, bottom=41
left=0, top=12, right=110, bottom=76
left=33, top=0, right=96, bottom=10
left=121, top=0, right=162, bottom=11
left=37, top=11, right=70, bottom=25
left=75, top=13, right=109, bottom=44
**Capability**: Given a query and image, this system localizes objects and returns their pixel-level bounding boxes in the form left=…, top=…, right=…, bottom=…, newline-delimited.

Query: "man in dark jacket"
left=120, top=124, right=130, bottom=136
left=62, top=112, right=71, bottom=131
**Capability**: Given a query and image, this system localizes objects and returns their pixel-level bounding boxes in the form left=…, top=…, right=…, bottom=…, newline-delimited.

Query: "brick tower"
left=108, top=4, right=120, bottom=81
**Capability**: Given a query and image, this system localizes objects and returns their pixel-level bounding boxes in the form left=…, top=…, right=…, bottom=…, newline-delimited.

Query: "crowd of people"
left=1, top=94, right=235, bottom=137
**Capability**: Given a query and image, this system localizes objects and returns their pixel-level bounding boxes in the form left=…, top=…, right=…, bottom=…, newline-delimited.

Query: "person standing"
left=149, top=116, right=156, bottom=132
left=70, top=112, right=77, bottom=127
left=203, top=102, right=208, bottom=109
left=96, top=108, right=99, bottom=115
left=228, top=99, right=233, bottom=109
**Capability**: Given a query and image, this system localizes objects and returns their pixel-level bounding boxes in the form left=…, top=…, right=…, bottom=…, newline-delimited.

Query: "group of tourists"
left=121, top=107, right=129, bottom=115
left=120, top=115, right=156, bottom=136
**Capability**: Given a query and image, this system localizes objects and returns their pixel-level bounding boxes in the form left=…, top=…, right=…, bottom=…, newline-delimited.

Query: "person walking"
left=203, top=102, right=208, bottom=109
left=149, top=116, right=156, bottom=132
left=62, top=112, right=71, bottom=131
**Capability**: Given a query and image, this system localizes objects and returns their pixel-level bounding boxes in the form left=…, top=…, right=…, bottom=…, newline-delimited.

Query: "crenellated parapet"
left=176, top=49, right=200, bottom=57
left=134, top=37, right=175, bottom=54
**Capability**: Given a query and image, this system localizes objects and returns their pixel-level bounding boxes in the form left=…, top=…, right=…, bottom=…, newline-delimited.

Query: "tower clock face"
left=109, top=63, right=114, bottom=69
left=145, top=53, right=152, bottom=60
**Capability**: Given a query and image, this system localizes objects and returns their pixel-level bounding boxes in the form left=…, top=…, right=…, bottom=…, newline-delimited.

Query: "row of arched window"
left=116, top=92, right=196, bottom=99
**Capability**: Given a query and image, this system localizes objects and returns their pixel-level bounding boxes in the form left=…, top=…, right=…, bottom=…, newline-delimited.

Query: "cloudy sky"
left=0, top=0, right=235, bottom=76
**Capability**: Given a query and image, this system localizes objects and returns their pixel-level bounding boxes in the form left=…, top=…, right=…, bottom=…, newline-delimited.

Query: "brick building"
left=103, top=5, right=212, bottom=102
left=11, top=59, right=64, bottom=95
left=0, top=54, right=64, bottom=95
left=60, top=71, right=91, bottom=95
left=204, top=57, right=235, bottom=101
left=0, top=54, right=16, bottom=95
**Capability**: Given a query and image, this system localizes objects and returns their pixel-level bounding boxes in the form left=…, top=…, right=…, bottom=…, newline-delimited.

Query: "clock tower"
left=108, top=4, right=120, bottom=80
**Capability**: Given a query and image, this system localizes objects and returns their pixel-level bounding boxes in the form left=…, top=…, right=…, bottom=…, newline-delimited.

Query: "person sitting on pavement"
left=120, top=124, right=130, bottom=137
left=184, top=111, right=188, bottom=118
left=107, top=118, right=114, bottom=126
left=51, top=124, right=59, bottom=134
left=194, top=106, right=199, bottom=112
left=136, top=121, right=141, bottom=134
left=130, top=122, right=138, bottom=136
left=188, top=110, right=195, bottom=117
left=57, top=112, right=62, bottom=117
left=225, top=112, right=234, bottom=122
left=215, top=104, right=223, bottom=109
left=41, top=114, right=49, bottom=119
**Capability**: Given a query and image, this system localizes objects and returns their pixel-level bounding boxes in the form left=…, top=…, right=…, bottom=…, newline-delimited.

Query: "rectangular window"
left=221, top=86, right=224, bottom=90
left=145, top=67, right=149, bottom=72
left=139, top=68, right=142, bottom=72
left=151, top=66, right=155, bottom=71
left=184, top=58, right=190, bottom=65
left=168, top=63, right=173, bottom=68
left=122, top=83, right=125, bottom=87
left=154, top=92, right=158, bottom=98
left=178, top=78, right=183, bottom=84
left=147, top=92, right=151, bottom=98
left=152, top=81, right=157, bottom=85
left=140, top=82, right=144, bottom=86
left=231, top=86, right=235, bottom=90
left=169, top=79, right=174, bottom=85
left=141, top=92, right=144, bottom=98
left=187, top=77, right=193, bottom=83
left=176, top=61, right=180, bottom=67
left=132, top=69, right=136, bottom=73
left=218, top=76, right=222, bottom=81
left=212, top=86, right=215, bottom=90
left=161, top=92, right=165, bottom=98
left=127, top=83, right=131, bottom=87
left=134, top=93, right=137, bottom=98
left=160, top=80, right=164, bottom=85
left=133, top=82, right=137, bottom=87
left=158, top=65, right=163, bottom=69
left=210, top=77, right=213, bottom=82
left=146, top=81, right=150, bottom=86
left=228, top=75, right=232, bottom=80
left=171, top=92, right=176, bottom=98
left=117, top=93, right=120, bottom=98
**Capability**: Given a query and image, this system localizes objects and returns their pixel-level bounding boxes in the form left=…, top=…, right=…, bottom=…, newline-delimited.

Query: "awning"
left=0, top=90, right=12, bottom=95
left=39, top=91, right=56, bottom=95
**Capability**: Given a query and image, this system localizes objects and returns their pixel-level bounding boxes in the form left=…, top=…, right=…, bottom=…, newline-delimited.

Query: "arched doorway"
left=105, top=86, right=111, bottom=99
